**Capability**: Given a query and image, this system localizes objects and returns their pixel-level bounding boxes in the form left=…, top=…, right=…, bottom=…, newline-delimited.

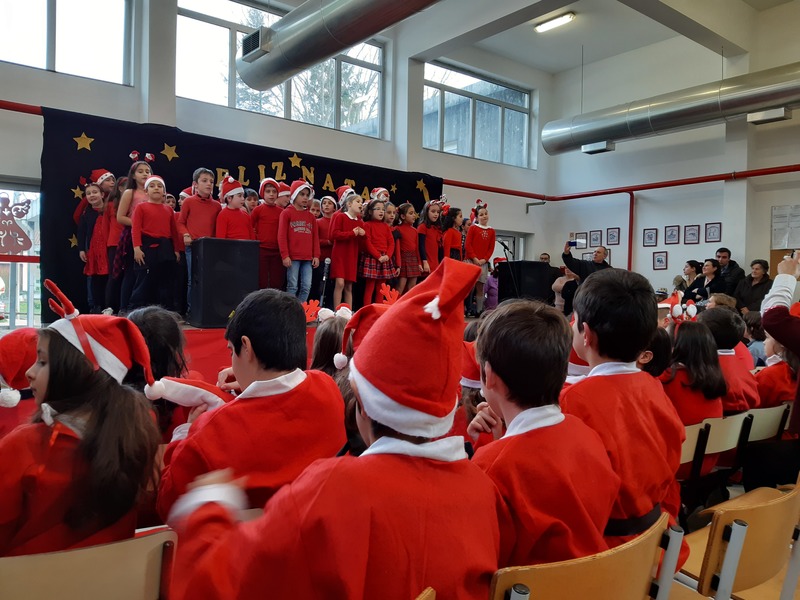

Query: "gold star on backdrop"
left=161, top=143, right=179, bottom=162
left=71, top=186, right=83, bottom=199
left=73, top=132, right=94, bottom=151
left=288, top=153, right=302, bottom=168
left=68, top=235, right=78, bottom=248
left=416, top=179, right=430, bottom=202
left=390, top=184, right=398, bottom=194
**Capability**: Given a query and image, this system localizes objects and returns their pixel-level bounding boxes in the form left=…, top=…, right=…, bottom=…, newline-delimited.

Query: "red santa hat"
left=350, top=258, right=480, bottom=437
left=259, top=177, right=279, bottom=198
left=277, top=182, right=292, bottom=199
left=333, top=303, right=388, bottom=370
left=460, top=340, right=481, bottom=390
left=90, top=168, right=114, bottom=186
left=290, top=179, right=314, bottom=203
left=44, top=279, right=155, bottom=386
left=144, top=175, right=164, bottom=190
left=370, top=187, right=389, bottom=200
left=336, top=185, right=357, bottom=208
left=144, top=376, right=230, bottom=409
left=0, top=327, right=37, bottom=407
left=220, top=176, right=244, bottom=199
left=179, top=186, right=193, bottom=199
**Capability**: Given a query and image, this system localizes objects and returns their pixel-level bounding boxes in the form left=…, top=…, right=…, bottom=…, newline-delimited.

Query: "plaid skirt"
left=360, top=253, right=396, bottom=280
left=399, top=250, right=422, bottom=278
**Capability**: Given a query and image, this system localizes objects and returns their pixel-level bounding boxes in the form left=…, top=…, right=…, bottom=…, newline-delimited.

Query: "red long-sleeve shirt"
left=216, top=207, right=254, bottom=240
left=443, top=228, right=463, bottom=260
left=363, top=220, right=400, bottom=264
left=318, top=216, right=333, bottom=261
left=466, top=225, right=495, bottom=261
left=132, top=202, right=180, bottom=249
left=177, top=195, right=221, bottom=240
left=395, top=223, right=419, bottom=255
left=418, top=223, right=442, bottom=271
left=251, top=204, right=283, bottom=250
left=278, top=206, right=320, bottom=261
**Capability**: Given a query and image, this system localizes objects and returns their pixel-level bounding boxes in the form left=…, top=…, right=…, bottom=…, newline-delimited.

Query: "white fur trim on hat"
left=0, top=388, right=21, bottom=408
left=459, top=376, right=482, bottom=390
left=224, top=185, right=244, bottom=198
left=350, top=358, right=456, bottom=438
left=144, top=377, right=228, bottom=409
left=144, top=175, right=165, bottom=190
left=49, top=319, right=128, bottom=383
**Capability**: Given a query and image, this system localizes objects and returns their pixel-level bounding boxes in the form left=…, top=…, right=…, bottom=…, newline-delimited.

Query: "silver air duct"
left=238, top=0, right=443, bottom=91
left=542, top=61, right=800, bottom=155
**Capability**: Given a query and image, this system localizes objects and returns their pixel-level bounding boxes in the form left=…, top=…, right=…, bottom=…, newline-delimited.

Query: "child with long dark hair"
left=115, top=160, right=152, bottom=313
left=0, top=281, right=160, bottom=556
left=393, top=202, right=420, bottom=295
left=441, top=206, right=464, bottom=261
left=77, top=182, right=110, bottom=313
left=330, top=187, right=365, bottom=307
left=417, top=199, right=443, bottom=275
left=360, top=198, right=399, bottom=305
left=104, top=175, right=127, bottom=313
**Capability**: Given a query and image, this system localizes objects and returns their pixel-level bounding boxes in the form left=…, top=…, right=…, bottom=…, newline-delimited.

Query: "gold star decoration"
left=288, top=153, right=303, bottom=168
left=71, top=186, right=83, bottom=199
left=69, top=235, right=78, bottom=248
left=161, top=143, right=179, bottom=162
left=416, top=179, right=430, bottom=202
left=73, top=132, right=94, bottom=151
left=390, top=184, right=398, bottom=194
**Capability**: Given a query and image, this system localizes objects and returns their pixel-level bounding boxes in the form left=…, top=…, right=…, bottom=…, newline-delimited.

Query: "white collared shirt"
left=503, top=405, right=565, bottom=439
left=237, top=368, right=307, bottom=400
left=717, top=349, right=735, bottom=356
left=586, top=361, right=639, bottom=377
left=359, top=436, right=467, bottom=462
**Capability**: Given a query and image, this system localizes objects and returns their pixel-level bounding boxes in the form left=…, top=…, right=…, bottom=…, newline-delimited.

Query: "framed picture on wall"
left=581, top=252, right=593, bottom=260
left=575, top=232, right=588, bottom=249
left=589, top=230, right=602, bottom=247
left=653, top=251, right=668, bottom=270
left=665, top=225, right=680, bottom=245
left=705, top=222, right=722, bottom=243
left=684, top=224, right=700, bottom=244
left=606, top=227, right=620, bottom=246
left=643, top=228, right=658, bottom=247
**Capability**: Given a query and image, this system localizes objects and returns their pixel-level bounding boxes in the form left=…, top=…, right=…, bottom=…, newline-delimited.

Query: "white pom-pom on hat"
left=0, top=388, right=21, bottom=408
left=333, top=353, right=349, bottom=370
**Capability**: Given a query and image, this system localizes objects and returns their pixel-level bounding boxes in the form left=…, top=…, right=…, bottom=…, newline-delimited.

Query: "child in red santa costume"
left=167, top=259, right=509, bottom=600
left=0, top=280, right=160, bottom=556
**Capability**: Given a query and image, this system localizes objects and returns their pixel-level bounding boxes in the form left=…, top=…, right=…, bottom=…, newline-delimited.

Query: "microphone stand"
left=500, top=242, right=520, bottom=299
left=319, top=258, right=331, bottom=310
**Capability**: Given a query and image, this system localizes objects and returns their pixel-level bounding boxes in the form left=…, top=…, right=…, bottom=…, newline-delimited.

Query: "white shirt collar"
left=360, top=436, right=467, bottom=462
left=766, top=354, right=784, bottom=367
left=504, top=405, right=564, bottom=438
left=717, top=349, right=736, bottom=356
left=473, top=223, right=491, bottom=230
left=343, top=211, right=358, bottom=220
left=236, top=368, right=307, bottom=400
left=587, top=361, right=639, bottom=377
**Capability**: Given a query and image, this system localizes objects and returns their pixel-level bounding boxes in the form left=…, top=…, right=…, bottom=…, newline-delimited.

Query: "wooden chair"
left=0, top=529, right=176, bottom=600
left=415, top=587, right=436, bottom=599
left=671, top=481, right=800, bottom=599
left=490, top=513, right=683, bottom=600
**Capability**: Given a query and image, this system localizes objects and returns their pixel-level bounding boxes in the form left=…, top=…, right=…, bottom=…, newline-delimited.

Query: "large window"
left=423, top=63, right=531, bottom=168
left=0, top=0, right=130, bottom=85
left=177, top=0, right=383, bottom=138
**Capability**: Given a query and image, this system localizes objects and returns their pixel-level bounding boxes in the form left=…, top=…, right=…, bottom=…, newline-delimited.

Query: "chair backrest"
left=0, top=529, right=176, bottom=600
left=681, top=422, right=709, bottom=465
left=701, top=413, right=752, bottom=454
left=490, top=513, right=680, bottom=600
left=697, top=484, right=800, bottom=596
left=746, top=404, right=791, bottom=442
left=415, top=587, right=436, bottom=600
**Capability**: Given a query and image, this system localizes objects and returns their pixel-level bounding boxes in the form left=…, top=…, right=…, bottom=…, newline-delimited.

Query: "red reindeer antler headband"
left=44, top=279, right=100, bottom=372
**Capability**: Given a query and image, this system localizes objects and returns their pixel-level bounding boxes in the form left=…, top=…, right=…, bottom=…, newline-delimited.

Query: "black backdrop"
left=40, top=107, right=442, bottom=321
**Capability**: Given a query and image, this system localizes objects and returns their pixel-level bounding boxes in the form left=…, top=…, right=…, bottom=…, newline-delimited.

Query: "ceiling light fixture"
left=534, top=12, right=575, bottom=33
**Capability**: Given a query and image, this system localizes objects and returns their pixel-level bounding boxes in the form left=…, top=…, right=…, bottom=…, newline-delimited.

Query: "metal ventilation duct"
left=237, top=0, right=443, bottom=90
left=541, top=61, right=800, bottom=155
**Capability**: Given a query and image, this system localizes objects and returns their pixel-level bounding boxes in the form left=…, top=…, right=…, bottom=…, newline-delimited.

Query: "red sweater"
left=216, top=207, right=254, bottom=240
left=718, top=353, right=760, bottom=412
left=474, top=415, right=619, bottom=567
left=318, top=216, right=333, bottom=261
left=251, top=204, right=283, bottom=250
left=396, top=223, right=419, bottom=255
left=466, top=225, right=495, bottom=261
left=106, top=199, right=124, bottom=247
left=132, top=202, right=180, bottom=248
left=443, top=228, right=463, bottom=260
left=363, top=220, right=399, bottom=263
left=278, top=206, right=320, bottom=261
left=755, top=361, right=796, bottom=408
left=418, top=223, right=442, bottom=271
left=178, top=195, right=221, bottom=240
left=659, top=368, right=723, bottom=426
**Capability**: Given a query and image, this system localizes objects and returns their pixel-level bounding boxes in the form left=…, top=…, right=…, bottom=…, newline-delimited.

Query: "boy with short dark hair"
left=560, top=269, right=686, bottom=559
left=157, top=288, right=346, bottom=520
left=470, top=300, right=619, bottom=566
left=167, top=259, right=508, bottom=600
left=697, top=307, right=760, bottom=412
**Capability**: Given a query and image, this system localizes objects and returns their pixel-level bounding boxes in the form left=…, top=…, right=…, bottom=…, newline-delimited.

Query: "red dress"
left=443, top=228, right=463, bottom=260
left=418, top=223, right=443, bottom=272
left=329, top=211, right=364, bottom=282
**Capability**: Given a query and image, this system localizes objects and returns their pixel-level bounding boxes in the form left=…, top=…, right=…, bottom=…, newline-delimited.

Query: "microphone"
left=320, top=258, right=332, bottom=308
left=322, top=257, right=331, bottom=280
left=498, top=239, right=511, bottom=252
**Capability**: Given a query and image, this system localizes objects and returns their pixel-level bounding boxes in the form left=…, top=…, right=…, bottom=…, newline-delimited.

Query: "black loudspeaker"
left=497, top=260, right=558, bottom=303
left=189, top=238, right=260, bottom=328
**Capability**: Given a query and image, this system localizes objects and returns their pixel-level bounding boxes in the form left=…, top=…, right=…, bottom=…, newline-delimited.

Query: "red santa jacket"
left=473, top=409, right=619, bottom=566
left=559, top=364, right=686, bottom=563
left=755, top=360, right=796, bottom=408
left=157, top=370, right=345, bottom=520
left=171, top=437, right=506, bottom=600
left=0, top=423, right=136, bottom=556
left=717, top=352, right=760, bottom=413
left=659, top=367, right=724, bottom=426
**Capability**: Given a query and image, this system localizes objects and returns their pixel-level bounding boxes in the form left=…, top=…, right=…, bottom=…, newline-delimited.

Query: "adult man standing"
left=716, top=247, right=745, bottom=295
left=539, top=252, right=562, bottom=305
left=562, top=242, right=611, bottom=281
